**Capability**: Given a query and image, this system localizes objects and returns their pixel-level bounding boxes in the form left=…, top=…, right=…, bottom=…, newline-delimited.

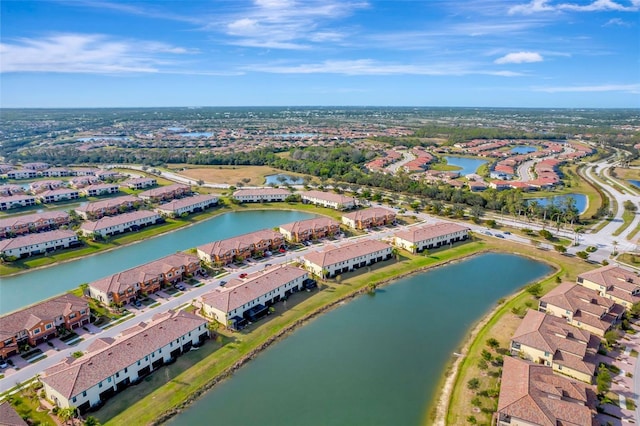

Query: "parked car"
left=220, top=280, right=227, bottom=286
left=134, top=300, right=142, bottom=308
left=265, top=251, right=272, bottom=256
left=0, top=360, right=8, bottom=369
left=175, top=284, right=186, bottom=291
left=279, top=248, right=286, bottom=253
left=239, top=273, right=248, bottom=278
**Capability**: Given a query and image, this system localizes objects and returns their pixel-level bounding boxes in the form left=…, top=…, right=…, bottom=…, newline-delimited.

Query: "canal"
left=170, top=253, right=551, bottom=426
left=0, top=210, right=317, bottom=314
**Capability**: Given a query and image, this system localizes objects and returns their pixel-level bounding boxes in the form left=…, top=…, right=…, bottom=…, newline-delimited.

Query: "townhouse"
left=341, top=207, right=396, bottom=230
left=0, top=230, right=80, bottom=259
left=71, top=168, right=99, bottom=177
left=394, top=222, right=469, bottom=253
left=232, top=187, right=290, bottom=203
left=139, top=183, right=191, bottom=202
left=155, top=194, right=218, bottom=217
left=41, top=310, right=208, bottom=412
left=29, top=180, right=65, bottom=193
left=95, top=170, right=120, bottom=180
left=41, top=167, right=71, bottom=178
left=197, top=229, right=285, bottom=265
left=539, top=282, right=624, bottom=337
left=577, top=265, right=640, bottom=309
left=0, top=211, right=70, bottom=239
left=6, top=169, right=38, bottom=180
left=80, top=183, right=120, bottom=197
left=201, top=265, right=309, bottom=329
left=510, top=310, right=599, bottom=383
left=0, top=294, right=89, bottom=359
left=279, top=217, right=341, bottom=242
left=0, top=195, right=37, bottom=211
left=123, top=177, right=157, bottom=190
left=22, top=162, right=50, bottom=170
left=302, top=239, right=392, bottom=278
left=496, top=357, right=596, bottom=426
left=37, top=188, right=80, bottom=204
left=79, top=210, right=162, bottom=238
left=88, top=253, right=201, bottom=305
left=74, top=195, right=140, bottom=220
left=0, top=184, right=25, bottom=196
left=69, top=176, right=100, bottom=188
left=300, top=190, right=357, bottom=210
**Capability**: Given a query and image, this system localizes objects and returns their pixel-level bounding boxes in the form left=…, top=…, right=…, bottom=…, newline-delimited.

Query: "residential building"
left=22, top=162, right=50, bottom=170
left=0, top=230, right=80, bottom=259
left=138, top=183, right=191, bottom=202
left=30, top=180, right=65, bottom=193
left=279, top=217, right=341, bottom=242
left=0, top=195, right=37, bottom=211
left=0, top=294, right=89, bottom=359
left=41, top=310, right=208, bottom=412
left=71, top=168, right=99, bottom=176
left=74, top=195, right=140, bottom=220
left=123, top=177, right=157, bottom=190
left=510, top=310, right=599, bottom=383
left=41, top=167, right=71, bottom=178
left=539, top=282, right=625, bottom=336
left=300, top=190, right=356, bottom=210
left=6, top=169, right=38, bottom=180
left=155, top=194, right=218, bottom=217
left=0, top=184, right=25, bottom=196
left=232, top=188, right=290, bottom=203
left=196, top=229, right=285, bottom=265
left=302, top=239, right=392, bottom=278
left=0, top=211, right=70, bottom=239
left=37, top=189, right=80, bottom=204
left=88, top=253, right=201, bottom=305
left=95, top=170, right=120, bottom=180
left=201, top=265, right=309, bottom=328
left=79, top=210, right=162, bottom=238
left=393, top=222, right=469, bottom=253
left=69, top=176, right=100, bottom=188
left=0, top=402, right=28, bottom=426
left=496, top=356, right=596, bottom=426
left=341, top=207, right=396, bottom=230
left=80, top=183, right=120, bottom=197
left=577, top=265, right=640, bottom=309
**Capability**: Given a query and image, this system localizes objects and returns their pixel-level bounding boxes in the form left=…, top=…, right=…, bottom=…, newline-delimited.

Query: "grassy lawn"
left=5, top=386, right=56, bottom=426
left=612, top=209, right=636, bottom=237
left=430, top=163, right=462, bottom=172
left=101, top=241, right=485, bottom=426
left=617, top=253, right=640, bottom=268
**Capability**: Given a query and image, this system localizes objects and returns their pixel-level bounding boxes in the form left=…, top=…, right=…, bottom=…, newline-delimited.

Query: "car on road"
left=264, top=263, right=272, bottom=267
left=503, top=231, right=511, bottom=235
left=239, top=273, right=248, bottom=278
left=495, top=234, right=505, bottom=239
left=220, top=280, right=227, bottom=286
left=484, top=231, right=492, bottom=236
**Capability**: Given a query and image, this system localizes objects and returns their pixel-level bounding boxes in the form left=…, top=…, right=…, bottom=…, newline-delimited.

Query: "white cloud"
left=509, top=0, right=555, bottom=14
left=495, top=52, right=544, bottom=64
left=533, top=83, right=640, bottom=92
left=603, top=17, right=633, bottom=26
left=509, top=0, right=639, bottom=14
left=0, top=33, right=196, bottom=74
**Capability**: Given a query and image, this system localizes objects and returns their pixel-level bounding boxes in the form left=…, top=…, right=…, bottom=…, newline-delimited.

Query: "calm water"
left=0, top=210, right=316, bottom=314
left=77, top=136, right=130, bottom=142
left=274, top=133, right=317, bottom=138
left=443, top=156, right=488, bottom=176
left=177, top=132, right=213, bottom=137
left=527, top=193, right=587, bottom=213
left=511, top=145, right=537, bottom=154
left=171, top=253, right=551, bottom=426
left=629, top=180, right=640, bottom=189
left=265, top=174, right=304, bottom=185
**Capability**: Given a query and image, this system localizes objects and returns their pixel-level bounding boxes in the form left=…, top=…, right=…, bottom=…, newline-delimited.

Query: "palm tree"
left=58, top=407, right=77, bottom=425
left=612, top=240, right=619, bottom=256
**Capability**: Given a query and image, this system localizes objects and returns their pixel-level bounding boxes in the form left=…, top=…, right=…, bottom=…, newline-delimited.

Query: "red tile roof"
left=303, top=239, right=391, bottom=267
left=394, top=222, right=469, bottom=243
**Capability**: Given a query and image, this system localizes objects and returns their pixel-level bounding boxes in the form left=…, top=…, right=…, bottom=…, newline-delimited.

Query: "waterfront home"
left=80, top=183, right=120, bottom=197
left=341, top=207, right=396, bottom=230
left=79, top=210, right=162, bottom=238
left=0, top=195, right=37, bottom=211
left=0, top=293, right=89, bottom=360
left=41, top=310, right=208, bottom=412
left=95, top=170, right=120, bottom=180
left=300, top=190, right=356, bottom=210
left=510, top=310, right=599, bottom=383
left=302, top=239, right=392, bottom=278
left=393, top=222, right=469, bottom=253
left=123, top=177, right=157, bottom=190
left=496, top=356, right=596, bottom=426
left=88, top=253, right=201, bottom=305
left=41, top=167, right=71, bottom=178
left=577, top=265, right=640, bottom=309
left=0, top=402, right=27, bottom=426
left=37, top=188, right=80, bottom=204
left=279, top=217, right=341, bottom=242
left=0, top=230, right=80, bottom=259
left=70, top=176, right=100, bottom=188
left=0, top=211, right=70, bottom=239
left=232, top=187, right=290, bottom=203
left=139, top=183, right=191, bottom=202
left=74, top=195, right=140, bottom=220
left=23, top=162, right=50, bottom=170
left=29, top=180, right=66, bottom=193
left=201, top=265, right=309, bottom=329
left=197, top=229, right=285, bottom=265
left=6, top=169, right=38, bottom=180
left=538, top=282, right=624, bottom=337
left=0, top=184, right=25, bottom=196
left=155, top=194, right=218, bottom=218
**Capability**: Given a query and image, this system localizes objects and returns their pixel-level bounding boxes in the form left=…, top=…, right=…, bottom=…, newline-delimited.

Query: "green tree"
left=84, top=416, right=102, bottom=426
left=486, top=338, right=500, bottom=350
left=576, top=251, right=589, bottom=260
left=597, top=364, right=612, bottom=395
left=467, top=377, right=480, bottom=390
left=554, top=244, right=567, bottom=254
left=527, top=282, right=543, bottom=298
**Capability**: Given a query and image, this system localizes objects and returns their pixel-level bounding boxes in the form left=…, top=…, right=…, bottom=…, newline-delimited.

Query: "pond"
left=526, top=193, right=587, bottom=213
left=264, top=174, right=304, bottom=185
left=170, top=253, right=551, bottom=426
left=442, top=156, right=488, bottom=176
left=628, top=180, right=640, bottom=189
left=511, top=145, right=537, bottom=154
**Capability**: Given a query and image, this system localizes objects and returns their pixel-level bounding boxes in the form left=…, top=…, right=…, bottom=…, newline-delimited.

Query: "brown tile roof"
left=579, top=265, right=640, bottom=304
left=0, top=294, right=88, bottom=341
left=300, top=190, right=356, bottom=205
left=303, top=239, right=391, bottom=268
left=139, top=183, right=189, bottom=198
left=0, top=402, right=28, bottom=426
left=0, top=211, right=69, bottom=230
left=75, top=195, right=139, bottom=215
left=41, top=310, right=207, bottom=399
left=156, top=194, right=218, bottom=212
left=37, top=188, right=79, bottom=198
left=279, top=217, right=340, bottom=234
left=80, top=210, right=159, bottom=233
left=233, top=188, right=290, bottom=197
left=89, top=253, right=200, bottom=295
left=197, top=229, right=283, bottom=258
left=0, top=229, right=77, bottom=253
left=394, top=222, right=469, bottom=243
left=342, top=207, right=396, bottom=222
left=201, top=266, right=307, bottom=313
left=497, top=357, right=596, bottom=426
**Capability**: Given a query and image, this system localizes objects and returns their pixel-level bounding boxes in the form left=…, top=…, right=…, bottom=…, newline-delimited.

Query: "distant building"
left=6, top=169, right=38, bottom=180
left=279, top=217, right=341, bottom=242
left=139, top=184, right=191, bottom=202
left=393, top=222, right=469, bottom=253
left=41, top=167, right=71, bottom=178
left=37, top=189, right=80, bottom=204
left=22, top=162, right=49, bottom=170
left=0, top=230, right=79, bottom=259
left=300, top=190, right=356, bottom=210
left=155, top=194, right=218, bottom=217
left=80, top=183, right=120, bottom=197
left=341, top=207, right=396, bottom=230
left=74, top=195, right=140, bottom=220
left=79, top=210, right=162, bottom=238
left=233, top=188, right=290, bottom=203
left=0, top=195, right=37, bottom=211
left=123, top=177, right=157, bottom=190
left=0, top=211, right=70, bottom=239
left=197, top=229, right=285, bottom=265
left=302, top=239, right=392, bottom=278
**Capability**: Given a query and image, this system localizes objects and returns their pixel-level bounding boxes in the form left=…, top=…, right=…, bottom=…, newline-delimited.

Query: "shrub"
left=467, top=378, right=480, bottom=390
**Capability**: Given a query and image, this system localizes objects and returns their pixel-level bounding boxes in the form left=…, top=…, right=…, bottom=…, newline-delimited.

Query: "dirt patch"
left=174, top=165, right=286, bottom=186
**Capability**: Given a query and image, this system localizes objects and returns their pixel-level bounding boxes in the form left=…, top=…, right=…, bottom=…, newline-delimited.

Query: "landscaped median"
left=99, top=240, right=485, bottom=426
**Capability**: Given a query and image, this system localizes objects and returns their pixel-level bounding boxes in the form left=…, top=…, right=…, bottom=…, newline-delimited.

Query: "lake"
left=629, top=180, right=640, bottom=189
left=443, top=156, right=488, bottom=176
left=527, top=193, right=587, bottom=213
left=265, top=174, right=304, bottom=185
left=177, top=132, right=213, bottom=138
left=170, top=253, right=551, bottom=426
left=511, top=146, right=537, bottom=154
left=0, top=210, right=317, bottom=314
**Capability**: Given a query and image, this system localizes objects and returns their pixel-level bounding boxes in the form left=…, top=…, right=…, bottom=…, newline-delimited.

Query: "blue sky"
left=1, top=0, right=638, bottom=108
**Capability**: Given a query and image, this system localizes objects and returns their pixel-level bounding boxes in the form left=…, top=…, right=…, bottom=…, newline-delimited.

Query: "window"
left=45, top=324, right=52, bottom=330
left=99, top=382, right=103, bottom=388
left=108, top=377, right=112, bottom=382
left=33, top=328, right=40, bottom=335
left=82, top=391, right=87, bottom=397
